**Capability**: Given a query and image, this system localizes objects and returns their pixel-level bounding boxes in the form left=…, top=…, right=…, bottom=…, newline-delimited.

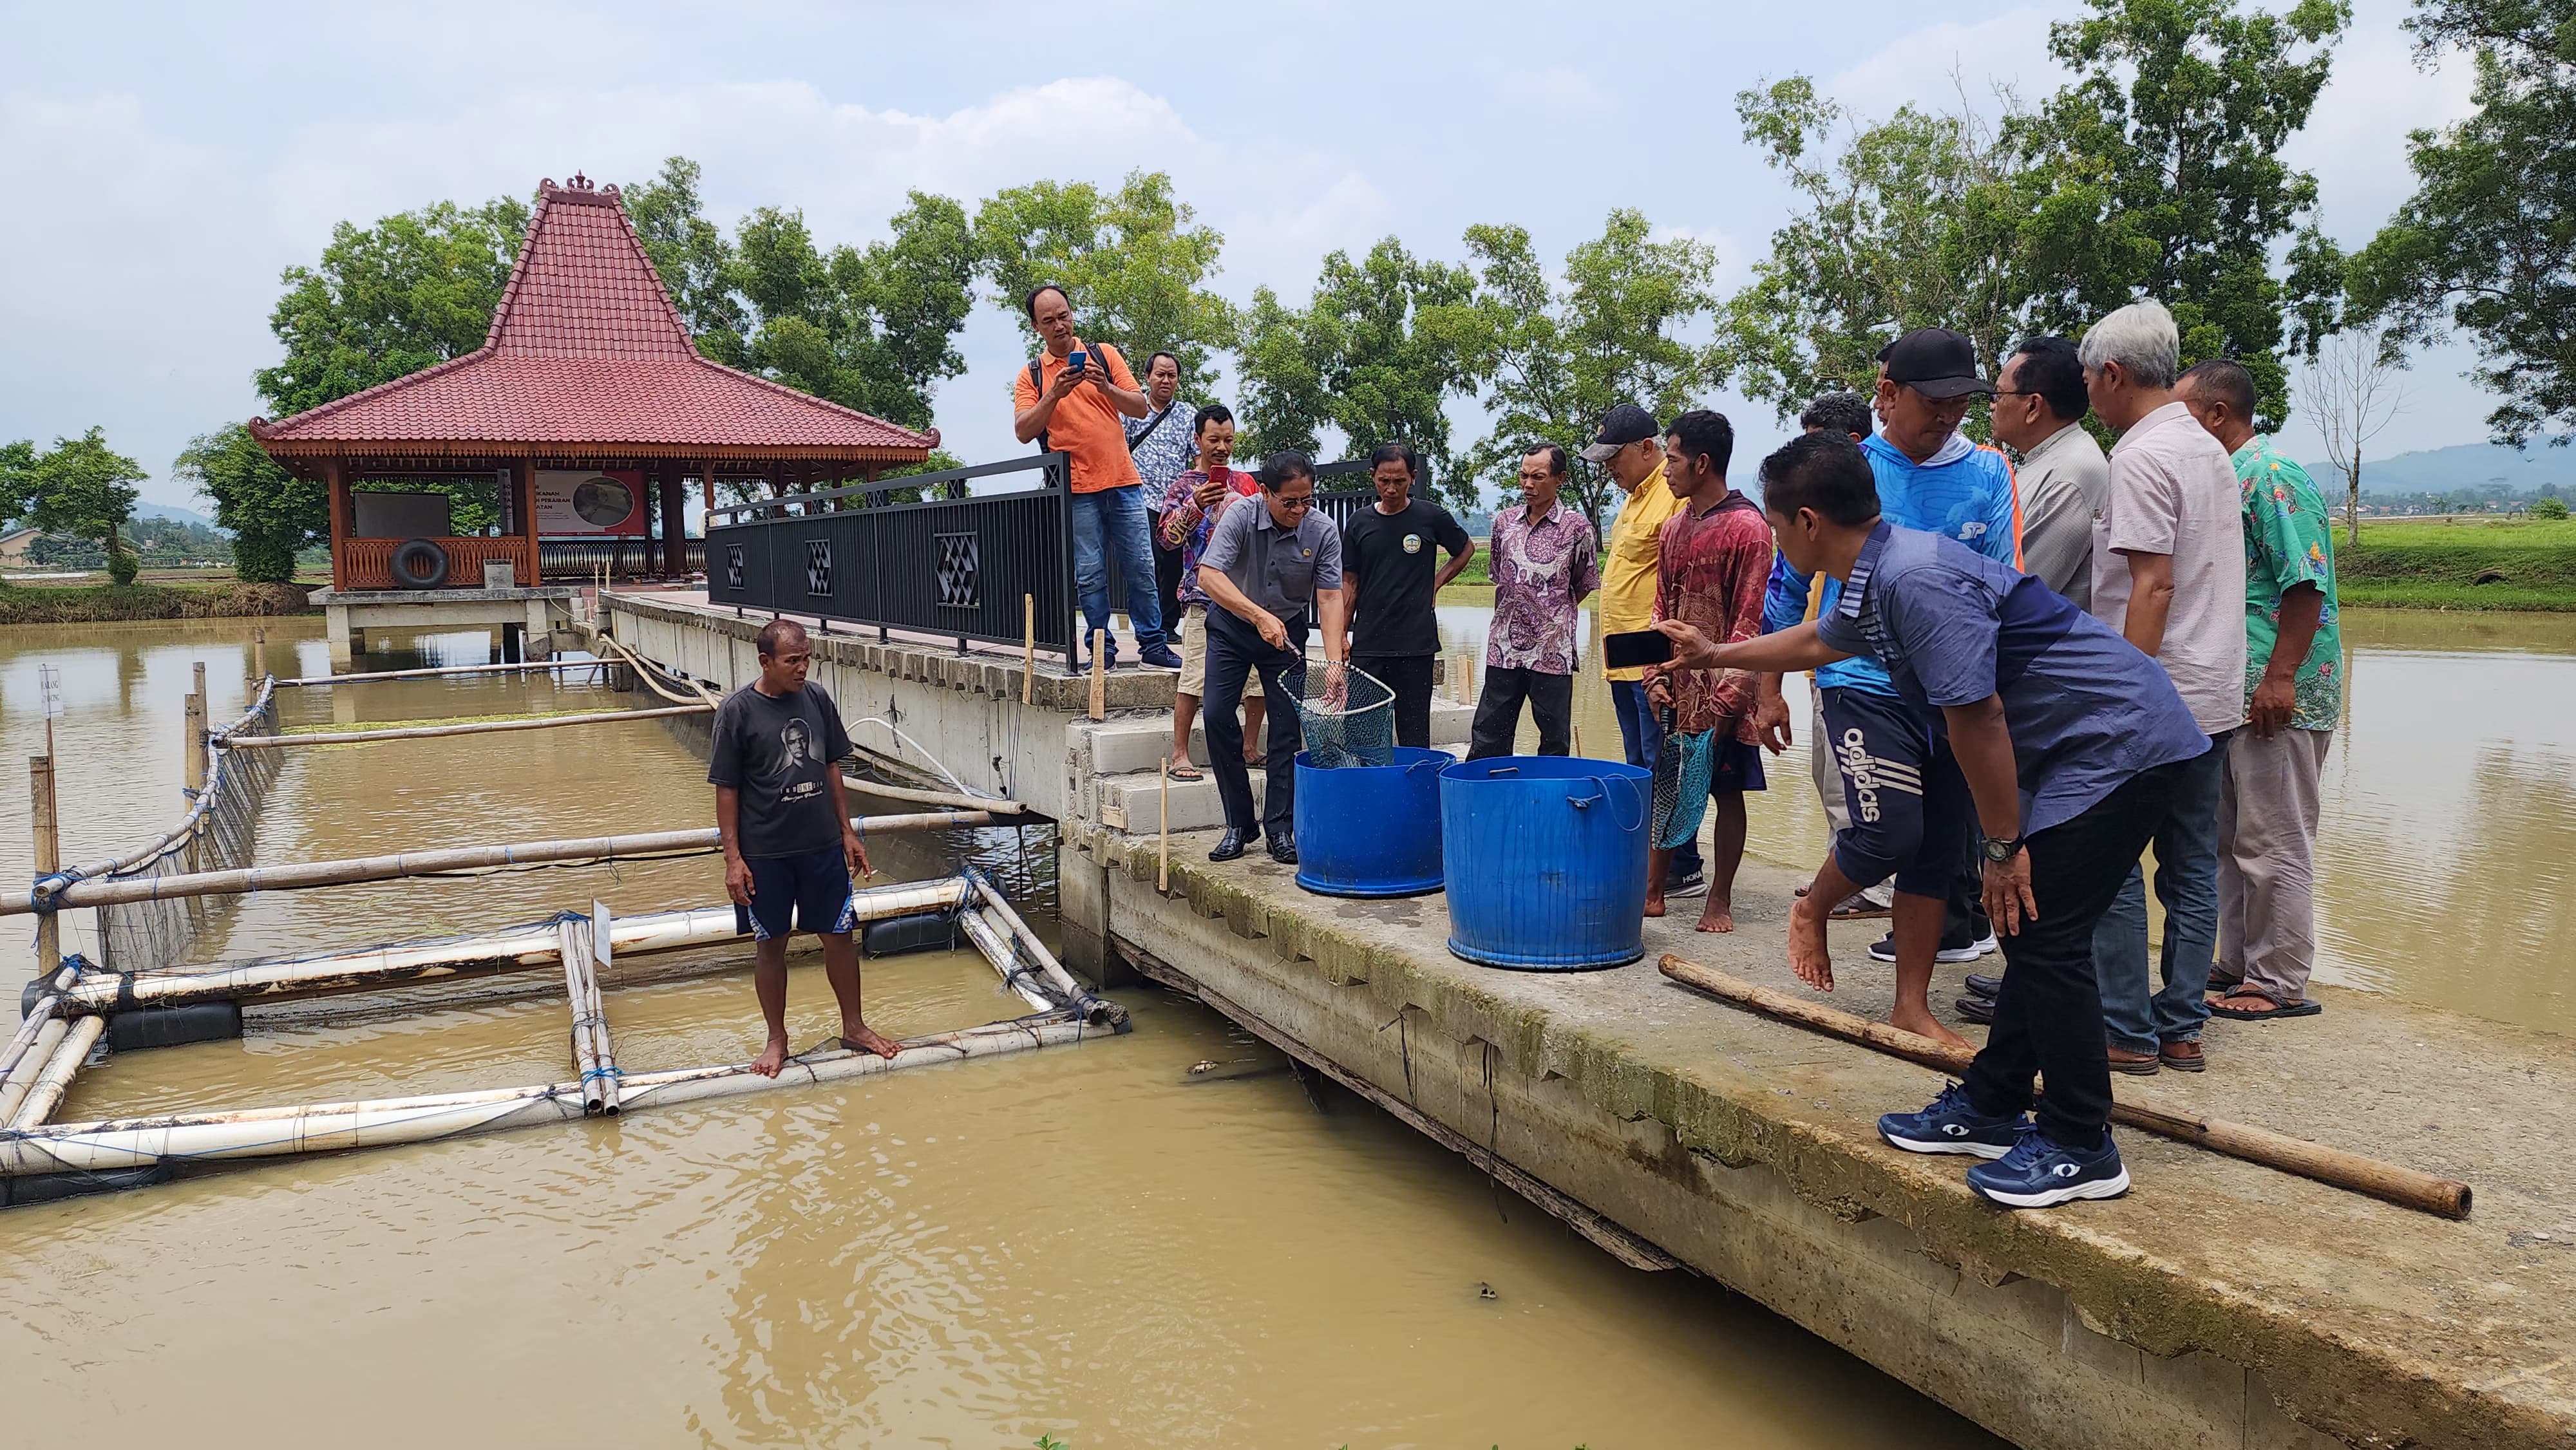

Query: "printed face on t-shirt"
left=781, top=717, right=811, bottom=770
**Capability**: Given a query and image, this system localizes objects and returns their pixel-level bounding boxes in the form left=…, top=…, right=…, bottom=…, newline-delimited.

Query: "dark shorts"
left=1712, top=737, right=1768, bottom=794
left=1819, top=686, right=1971, bottom=897
left=734, top=845, right=858, bottom=942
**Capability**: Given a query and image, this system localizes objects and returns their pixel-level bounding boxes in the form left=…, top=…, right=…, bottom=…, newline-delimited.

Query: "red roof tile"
left=251, top=176, right=937, bottom=458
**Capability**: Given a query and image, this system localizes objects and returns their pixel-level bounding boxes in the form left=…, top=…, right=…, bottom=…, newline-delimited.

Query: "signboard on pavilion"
left=534, top=469, right=647, bottom=536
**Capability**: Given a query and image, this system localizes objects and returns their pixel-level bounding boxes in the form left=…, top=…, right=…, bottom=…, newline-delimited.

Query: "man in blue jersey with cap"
left=1662, top=432, right=2206, bottom=1209
left=1752, top=328, right=2020, bottom=1048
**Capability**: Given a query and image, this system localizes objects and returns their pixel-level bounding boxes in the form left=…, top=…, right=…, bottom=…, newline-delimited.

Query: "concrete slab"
left=1080, top=820, right=2576, bottom=1450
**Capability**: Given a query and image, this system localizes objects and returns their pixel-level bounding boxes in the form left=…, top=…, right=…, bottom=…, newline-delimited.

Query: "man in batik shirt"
left=1468, top=444, right=1599, bottom=758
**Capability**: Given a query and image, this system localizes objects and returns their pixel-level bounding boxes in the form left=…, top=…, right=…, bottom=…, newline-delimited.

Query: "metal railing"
left=705, top=455, right=1079, bottom=659
left=540, top=538, right=704, bottom=578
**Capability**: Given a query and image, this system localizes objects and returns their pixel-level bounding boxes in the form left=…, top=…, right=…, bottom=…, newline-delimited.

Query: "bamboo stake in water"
left=1023, top=594, right=1036, bottom=706
left=252, top=627, right=267, bottom=681
left=28, top=753, right=59, bottom=978
left=589, top=901, right=620, bottom=1114
left=1157, top=758, right=1170, bottom=893
left=182, top=688, right=207, bottom=795
left=557, top=916, right=609, bottom=1116
left=1089, top=629, right=1107, bottom=720
left=1656, top=955, right=2474, bottom=1220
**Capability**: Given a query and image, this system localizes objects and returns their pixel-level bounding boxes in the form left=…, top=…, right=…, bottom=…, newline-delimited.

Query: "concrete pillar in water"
left=326, top=603, right=356, bottom=672
left=524, top=596, right=554, bottom=659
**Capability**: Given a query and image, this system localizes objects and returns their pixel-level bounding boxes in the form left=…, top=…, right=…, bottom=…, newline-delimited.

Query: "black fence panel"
left=705, top=455, right=1077, bottom=655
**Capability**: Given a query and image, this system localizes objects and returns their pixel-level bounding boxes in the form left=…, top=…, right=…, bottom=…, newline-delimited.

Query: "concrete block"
left=2138, top=1349, right=2248, bottom=1449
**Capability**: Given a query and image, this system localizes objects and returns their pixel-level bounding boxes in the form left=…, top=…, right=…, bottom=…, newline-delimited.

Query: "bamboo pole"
left=10, top=1015, right=104, bottom=1131
left=227, top=702, right=711, bottom=748
left=963, top=869, right=1119, bottom=1027
left=0, top=1017, right=68, bottom=1126
left=59, top=883, right=971, bottom=1013
left=0, top=1015, right=1094, bottom=1177
left=1022, top=594, right=1035, bottom=705
left=956, top=908, right=1059, bottom=1013
left=589, top=901, right=619, bottom=1113
left=1088, top=629, right=1106, bottom=720
left=5, top=813, right=994, bottom=916
left=0, top=990, right=66, bottom=1091
left=182, top=688, right=207, bottom=795
left=558, top=916, right=609, bottom=1116
left=838, top=775, right=1027, bottom=816
left=29, top=754, right=59, bottom=979
left=252, top=627, right=267, bottom=681
left=1157, top=759, right=1170, bottom=893
left=271, top=659, right=605, bottom=688
left=1656, top=956, right=2474, bottom=1220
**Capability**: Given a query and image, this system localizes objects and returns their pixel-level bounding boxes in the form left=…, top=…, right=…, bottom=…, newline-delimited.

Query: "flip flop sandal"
left=2158, top=1043, right=2208, bottom=1073
left=1166, top=762, right=1205, bottom=781
left=2208, top=995, right=2322, bottom=1021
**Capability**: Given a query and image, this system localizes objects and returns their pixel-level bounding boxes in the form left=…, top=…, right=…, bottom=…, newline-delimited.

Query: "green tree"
left=1718, top=77, right=2045, bottom=422
left=176, top=424, right=328, bottom=583
left=974, top=171, right=1236, bottom=396
left=2019, top=0, right=2351, bottom=426
left=723, top=193, right=978, bottom=432
left=19, top=429, right=144, bottom=584
left=1460, top=212, right=1720, bottom=527
left=622, top=156, right=750, bottom=349
left=1235, top=238, right=1489, bottom=502
left=2349, top=0, right=2576, bottom=444
left=255, top=196, right=531, bottom=417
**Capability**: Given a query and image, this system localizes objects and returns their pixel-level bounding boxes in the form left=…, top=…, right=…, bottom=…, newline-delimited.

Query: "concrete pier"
left=314, top=584, right=577, bottom=670
left=609, top=588, right=2575, bottom=1450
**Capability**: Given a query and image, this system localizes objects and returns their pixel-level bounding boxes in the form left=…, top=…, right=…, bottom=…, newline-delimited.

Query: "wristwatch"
left=1980, top=836, right=2026, bottom=864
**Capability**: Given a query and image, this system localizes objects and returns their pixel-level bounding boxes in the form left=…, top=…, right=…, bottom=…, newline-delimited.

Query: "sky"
left=0, top=0, right=2493, bottom=513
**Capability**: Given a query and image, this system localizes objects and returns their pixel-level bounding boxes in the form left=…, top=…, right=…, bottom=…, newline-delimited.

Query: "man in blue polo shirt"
left=1754, top=328, right=2020, bottom=1049
left=1662, top=432, right=2205, bottom=1209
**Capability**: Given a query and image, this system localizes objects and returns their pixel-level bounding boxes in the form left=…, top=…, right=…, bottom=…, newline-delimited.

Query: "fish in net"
left=1285, top=661, right=1395, bottom=769
left=1650, top=709, right=1718, bottom=850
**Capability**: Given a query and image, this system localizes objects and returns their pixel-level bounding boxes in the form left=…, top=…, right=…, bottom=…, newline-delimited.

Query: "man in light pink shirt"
left=2081, top=299, right=2248, bottom=1076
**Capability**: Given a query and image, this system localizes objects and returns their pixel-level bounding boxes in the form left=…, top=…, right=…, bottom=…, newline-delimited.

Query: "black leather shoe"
left=1955, top=993, right=1996, bottom=1024
left=1267, top=836, right=1298, bottom=865
left=1208, top=829, right=1248, bottom=862
left=1964, top=972, right=2003, bottom=999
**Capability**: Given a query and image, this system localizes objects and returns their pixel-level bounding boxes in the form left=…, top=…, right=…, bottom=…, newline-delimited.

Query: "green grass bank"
left=2334, top=517, right=2576, bottom=611
left=0, top=579, right=313, bottom=625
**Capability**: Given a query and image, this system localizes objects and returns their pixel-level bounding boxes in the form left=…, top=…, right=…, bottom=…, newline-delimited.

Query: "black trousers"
left=1352, top=653, right=1435, bottom=749
left=1963, top=759, right=2184, bottom=1147
left=1202, top=607, right=1307, bottom=836
left=1466, top=666, right=1572, bottom=759
left=1151, top=529, right=1186, bottom=625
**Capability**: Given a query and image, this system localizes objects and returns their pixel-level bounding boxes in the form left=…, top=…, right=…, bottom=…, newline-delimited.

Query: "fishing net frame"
left=1649, top=707, right=1718, bottom=851
left=80, top=679, right=283, bottom=976
left=1284, top=661, right=1396, bottom=769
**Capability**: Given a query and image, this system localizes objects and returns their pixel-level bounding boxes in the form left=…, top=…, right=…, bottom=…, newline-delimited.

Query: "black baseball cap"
left=1580, top=402, right=1659, bottom=464
left=1882, top=328, right=1994, bottom=399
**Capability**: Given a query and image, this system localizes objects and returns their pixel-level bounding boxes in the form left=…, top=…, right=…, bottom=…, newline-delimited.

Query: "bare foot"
left=1786, top=898, right=1835, bottom=992
left=1889, top=1004, right=1975, bottom=1051
left=1644, top=892, right=1667, bottom=919
left=752, top=1036, right=790, bottom=1078
left=843, top=1022, right=904, bottom=1061
left=1694, top=903, right=1734, bottom=933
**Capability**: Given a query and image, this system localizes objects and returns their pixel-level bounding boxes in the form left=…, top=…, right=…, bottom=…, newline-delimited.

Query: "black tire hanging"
left=389, top=538, right=450, bottom=588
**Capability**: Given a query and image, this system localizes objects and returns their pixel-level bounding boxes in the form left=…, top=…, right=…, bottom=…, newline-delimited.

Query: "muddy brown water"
left=0, top=617, right=2002, bottom=1449
left=1438, top=593, right=2576, bottom=1037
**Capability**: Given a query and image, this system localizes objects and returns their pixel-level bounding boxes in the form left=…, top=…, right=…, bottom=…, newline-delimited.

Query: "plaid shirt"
left=1126, top=402, right=1197, bottom=497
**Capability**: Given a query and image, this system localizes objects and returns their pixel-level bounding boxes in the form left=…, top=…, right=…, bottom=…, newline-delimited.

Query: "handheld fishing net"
left=1650, top=709, right=1717, bottom=850
left=77, top=681, right=283, bottom=975
left=1285, top=661, right=1394, bottom=769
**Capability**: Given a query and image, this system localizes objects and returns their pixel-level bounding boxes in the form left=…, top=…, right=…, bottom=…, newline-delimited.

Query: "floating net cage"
left=1286, top=663, right=1394, bottom=769
left=88, top=681, right=283, bottom=975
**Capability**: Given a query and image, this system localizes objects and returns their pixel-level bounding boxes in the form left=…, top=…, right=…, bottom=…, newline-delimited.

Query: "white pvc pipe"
left=0, top=1016, right=1094, bottom=1176
left=272, top=660, right=607, bottom=688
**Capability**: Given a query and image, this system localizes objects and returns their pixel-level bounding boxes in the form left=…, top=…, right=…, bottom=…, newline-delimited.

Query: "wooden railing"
left=339, top=536, right=536, bottom=590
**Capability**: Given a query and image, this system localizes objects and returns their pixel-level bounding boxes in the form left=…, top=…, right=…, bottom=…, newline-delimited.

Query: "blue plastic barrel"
left=1438, top=756, right=1651, bottom=969
left=1292, top=746, right=1449, bottom=898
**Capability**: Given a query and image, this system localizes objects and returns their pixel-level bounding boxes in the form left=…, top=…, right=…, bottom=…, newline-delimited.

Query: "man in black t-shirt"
left=710, top=617, right=896, bottom=1075
left=1338, top=443, right=1477, bottom=749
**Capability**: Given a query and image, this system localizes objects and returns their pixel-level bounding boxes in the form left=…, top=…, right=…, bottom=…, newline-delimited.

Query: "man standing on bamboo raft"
left=1658, top=433, right=2206, bottom=1210
left=712, top=617, right=896, bottom=1074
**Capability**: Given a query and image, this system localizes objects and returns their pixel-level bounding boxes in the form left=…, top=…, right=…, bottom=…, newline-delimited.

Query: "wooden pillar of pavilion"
left=659, top=461, right=687, bottom=578
left=325, top=458, right=350, bottom=592
left=513, top=458, right=538, bottom=586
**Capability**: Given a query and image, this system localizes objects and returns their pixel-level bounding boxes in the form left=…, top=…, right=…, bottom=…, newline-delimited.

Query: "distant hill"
left=2340, top=442, right=2576, bottom=499
left=135, top=502, right=222, bottom=530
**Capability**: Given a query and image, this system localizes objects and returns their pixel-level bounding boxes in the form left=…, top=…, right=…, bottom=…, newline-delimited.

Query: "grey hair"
left=2078, top=299, right=2181, bottom=390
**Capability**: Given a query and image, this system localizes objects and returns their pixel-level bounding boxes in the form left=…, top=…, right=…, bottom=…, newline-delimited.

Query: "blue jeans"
left=1072, top=484, right=1166, bottom=655
left=2091, top=731, right=2230, bottom=1051
left=1611, top=679, right=1701, bottom=880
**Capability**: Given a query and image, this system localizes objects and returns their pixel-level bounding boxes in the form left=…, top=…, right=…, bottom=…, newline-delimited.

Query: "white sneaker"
left=1868, top=932, right=2000, bottom=965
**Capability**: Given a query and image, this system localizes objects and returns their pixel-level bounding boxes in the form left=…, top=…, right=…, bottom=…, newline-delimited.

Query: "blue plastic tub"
left=1438, top=756, right=1651, bottom=970
left=1292, top=746, right=1449, bottom=898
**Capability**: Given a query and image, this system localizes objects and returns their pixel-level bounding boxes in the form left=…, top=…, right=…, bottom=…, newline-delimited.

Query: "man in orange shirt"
left=1013, top=284, right=1182, bottom=670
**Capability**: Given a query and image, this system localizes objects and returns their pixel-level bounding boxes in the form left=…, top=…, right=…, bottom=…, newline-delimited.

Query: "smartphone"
left=1603, top=630, right=1674, bottom=670
left=1068, top=350, right=1089, bottom=373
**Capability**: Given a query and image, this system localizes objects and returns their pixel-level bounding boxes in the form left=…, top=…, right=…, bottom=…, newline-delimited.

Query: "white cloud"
left=1824, top=7, right=2062, bottom=117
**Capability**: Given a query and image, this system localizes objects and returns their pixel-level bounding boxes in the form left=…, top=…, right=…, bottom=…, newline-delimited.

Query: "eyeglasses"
left=1276, top=494, right=1316, bottom=511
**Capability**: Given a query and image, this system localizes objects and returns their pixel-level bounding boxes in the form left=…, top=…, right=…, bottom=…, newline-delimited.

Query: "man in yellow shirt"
left=1584, top=402, right=1700, bottom=895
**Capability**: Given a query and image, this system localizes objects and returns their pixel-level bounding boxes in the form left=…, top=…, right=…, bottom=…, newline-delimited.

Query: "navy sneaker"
left=1139, top=643, right=1184, bottom=670
left=1876, top=1082, right=2026, bottom=1159
left=1965, top=1125, right=2131, bottom=1209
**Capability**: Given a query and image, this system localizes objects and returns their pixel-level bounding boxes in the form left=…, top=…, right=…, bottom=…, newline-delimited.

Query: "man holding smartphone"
left=1012, top=284, right=1182, bottom=672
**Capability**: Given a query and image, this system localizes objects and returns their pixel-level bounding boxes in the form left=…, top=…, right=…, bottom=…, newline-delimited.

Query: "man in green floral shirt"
left=2180, top=361, right=2340, bottom=1021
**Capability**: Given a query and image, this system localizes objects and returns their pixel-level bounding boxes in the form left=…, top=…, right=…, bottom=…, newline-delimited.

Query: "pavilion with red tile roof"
left=251, top=173, right=938, bottom=590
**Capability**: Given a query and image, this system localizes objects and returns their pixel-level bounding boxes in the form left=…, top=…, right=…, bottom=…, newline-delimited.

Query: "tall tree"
left=1461, top=212, right=1719, bottom=528
left=974, top=171, right=1236, bottom=397
left=2349, top=0, right=2576, bottom=445
left=2298, top=323, right=2410, bottom=545
left=2020, top=0, right=2351, bottom=426
left=1719, top=77, right=2044, bottom=422
left=17, top=429, right=144, bottom=584
left=255, top=197, right=531, bottom=417
left=1235, top=238, right=1488, bottom=500
left=622, top=156, right=750, bottom=349
left=176, top=424, right=327, bottom=583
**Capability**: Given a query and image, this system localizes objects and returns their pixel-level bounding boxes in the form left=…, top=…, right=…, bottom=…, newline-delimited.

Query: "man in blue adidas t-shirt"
left=1662, top=432, right=2205, bottom=1209
left=1755, top=328, right=2020, bottom=1049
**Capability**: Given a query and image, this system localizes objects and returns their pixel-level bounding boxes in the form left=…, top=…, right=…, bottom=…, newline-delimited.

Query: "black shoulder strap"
left=1127, top=399, right=1179, bottom=455
left=1027, top=358, right=1048, bottom=452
